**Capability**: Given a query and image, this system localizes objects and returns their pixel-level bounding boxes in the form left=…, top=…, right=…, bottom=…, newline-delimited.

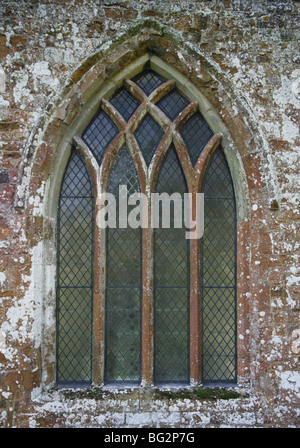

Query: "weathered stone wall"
left=0, top=0, right=299, bottom=428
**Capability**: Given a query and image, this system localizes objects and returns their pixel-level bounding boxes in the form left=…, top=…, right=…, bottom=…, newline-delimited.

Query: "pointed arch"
left=19, top=25, right=262, bottom=388
left=55, top=61, right=245, bottom=387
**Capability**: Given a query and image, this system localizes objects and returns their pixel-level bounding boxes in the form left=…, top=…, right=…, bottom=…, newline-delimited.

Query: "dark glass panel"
left=156, top=89, right=190, bottom=121
left=133, top=70, right=165, bottom=96
left=56, top=149, right=94, bottom=384
left=82, top=110, right=118, bottom=166
left=154, top=145, right=189, bottom=383
left=180, top=111, right=214, bottom=166
left=201, top=146, right=237, bottom=384
left=105, top=146, right=142, bottom=383
left=134, top=113, right=165, bottom=166
left=110, top=88, right=140, bottom=122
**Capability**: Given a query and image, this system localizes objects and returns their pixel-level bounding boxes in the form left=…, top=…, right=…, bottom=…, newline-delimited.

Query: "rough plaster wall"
left=0, top=0, right=299, bottom=428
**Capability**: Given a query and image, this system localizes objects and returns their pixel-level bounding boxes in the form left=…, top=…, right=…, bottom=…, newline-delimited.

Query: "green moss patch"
left=160, top=387, right=247, bottom=401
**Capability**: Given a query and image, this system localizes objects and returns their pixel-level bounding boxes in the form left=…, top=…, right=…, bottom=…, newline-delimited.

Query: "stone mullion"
left=172, top=131, right=194, bottom=179
left=174, top=102, right=198, bottom=131
left=141, top=195, right=154, bottom=386
left=189, top=196, right=201, bottom=386
left=99, top=132, right=126, bottom=190
left=147, top=102, right=171, bottom=132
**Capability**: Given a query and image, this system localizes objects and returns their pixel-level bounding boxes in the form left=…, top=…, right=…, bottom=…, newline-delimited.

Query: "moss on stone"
left=160, top=387, right=247, bottom=401
left=61, top=387, right=108, bottom=401
left=193, top=388, right=243, bottom=400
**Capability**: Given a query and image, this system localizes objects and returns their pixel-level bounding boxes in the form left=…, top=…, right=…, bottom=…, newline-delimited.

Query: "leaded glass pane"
left=81, top=110, right=118, bottom=166
left=57, top=148, right=94, bottom=384
left=134, top=113, right=164, bottom=166
left=105, top=146, right=142, bottom=383
left=201, top=146, right=237, bottom=384
left=154, top=145, right=189, bottom=383
left=180, top=111, right=214, bottom=166
left=110, top=88, right=140, bottom=122
left=133, top=70, right=165, bottom=96
left=156, top=90, right=190, bottom=121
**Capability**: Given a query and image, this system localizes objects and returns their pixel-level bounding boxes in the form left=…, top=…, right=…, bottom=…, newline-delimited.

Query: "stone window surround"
left=16, top=52, right=252, bottom=390
left=72, top=72, right=223, bottom=386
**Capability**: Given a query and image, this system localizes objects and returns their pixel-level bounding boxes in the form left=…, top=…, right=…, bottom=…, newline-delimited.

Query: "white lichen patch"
left=0, top=242, right=44, bottom=359
left=277, top=371, right=300, bottom=395
left=31, top=61, right=59, bottom=91
left=12, top=70, right=32, bottom=105
left=28, top=182, right=45, bottom=216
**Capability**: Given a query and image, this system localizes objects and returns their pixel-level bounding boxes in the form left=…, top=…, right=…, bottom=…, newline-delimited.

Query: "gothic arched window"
left=56, top=68, right=237, bottom=386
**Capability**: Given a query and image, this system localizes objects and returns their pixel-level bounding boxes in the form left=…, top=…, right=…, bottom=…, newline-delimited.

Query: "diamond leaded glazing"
left=57, top=68, right=237, bottom=387
left=57, top=148, right=94, bottom=384
left=134, top=113, right=165, bottom=166
left=81, top=110, right=118, bottom=166
left=154, top=145, right=189, bottom=384
left=180, top=111, right=214, bottom=166
left=105, top=146, right=142, bottom=383
left=133, top=69, right=165, bottom=96
left=201, top=146, right=237, bottom=383
left=156, top=89, right=190, bottom=121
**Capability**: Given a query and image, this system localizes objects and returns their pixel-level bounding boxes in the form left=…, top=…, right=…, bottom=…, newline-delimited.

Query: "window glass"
left=56, top=70, right=237, bottom=387
left=134, top=113, right=164, bottom=166
left=82, top=110, right=118, bottom=166
left=180, top=111, right=213, bottom=166
left=201, top=146, right=237, bottom=383
left=154, top=145, right=190, bottom=383
left=56, top=149, right=94, bottom=384
left=105, top=146, right=142, bottom=383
